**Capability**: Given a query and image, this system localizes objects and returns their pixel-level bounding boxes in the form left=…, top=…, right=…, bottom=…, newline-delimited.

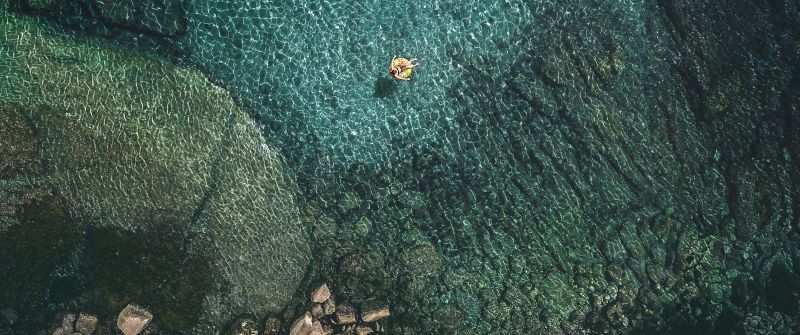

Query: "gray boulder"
left=116, top=305, right=152, bottom=335
left=49, top=313, right=75, bottom=335
left=75, top=313, right=98, bottom=335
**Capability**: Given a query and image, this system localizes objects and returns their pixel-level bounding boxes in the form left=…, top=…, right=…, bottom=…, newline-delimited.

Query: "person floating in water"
left=388, top=55, right=419, bottom=80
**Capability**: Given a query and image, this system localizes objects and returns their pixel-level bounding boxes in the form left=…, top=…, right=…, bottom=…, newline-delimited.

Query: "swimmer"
left=388, top=55, right=420, bottom=80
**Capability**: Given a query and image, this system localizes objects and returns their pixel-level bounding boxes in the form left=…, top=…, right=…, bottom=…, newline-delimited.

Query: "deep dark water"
left=2, top=0, right=800, bottom=334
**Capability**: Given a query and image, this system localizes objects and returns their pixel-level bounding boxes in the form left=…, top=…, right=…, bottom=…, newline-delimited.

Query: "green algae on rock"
left=0, top=15, right=310, bottom=333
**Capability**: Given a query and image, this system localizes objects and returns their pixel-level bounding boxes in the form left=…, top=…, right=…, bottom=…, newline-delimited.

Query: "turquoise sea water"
left=2, top=0, right=800, bottom=334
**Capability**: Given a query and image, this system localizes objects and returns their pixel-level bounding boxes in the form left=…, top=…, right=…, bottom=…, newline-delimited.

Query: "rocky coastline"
left=19, top=283, right=402, bottom=335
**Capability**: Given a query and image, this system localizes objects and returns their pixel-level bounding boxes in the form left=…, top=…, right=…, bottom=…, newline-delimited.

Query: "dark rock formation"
left=0, top=189, right=76, bottom=331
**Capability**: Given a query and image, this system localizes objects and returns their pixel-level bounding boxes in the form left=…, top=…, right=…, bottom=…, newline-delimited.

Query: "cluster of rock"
left=289, top=284, right=390, bottom=335
left=46, top=304, right=152, bottom=335
left=225, top=283, right=392, bottom=335
left=48, top=312, right=98, bottom=335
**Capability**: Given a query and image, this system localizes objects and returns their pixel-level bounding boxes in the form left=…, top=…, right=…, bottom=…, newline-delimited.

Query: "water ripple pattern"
left=180, top=0, right=800, bottom=332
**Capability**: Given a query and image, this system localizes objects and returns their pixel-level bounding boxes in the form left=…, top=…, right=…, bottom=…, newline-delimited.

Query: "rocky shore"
left=20, top=304, right=149, bottom=335
left=30, top=283, right=403, bottom=335
left=226, top=283, right=400, bottom=335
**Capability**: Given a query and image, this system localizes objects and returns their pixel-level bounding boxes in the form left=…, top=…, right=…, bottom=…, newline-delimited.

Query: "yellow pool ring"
left=399, top=67, right=413, bottom=79
left=390, top=57, right=415, bottom=79
left=391, top=57, right=409, bottom=68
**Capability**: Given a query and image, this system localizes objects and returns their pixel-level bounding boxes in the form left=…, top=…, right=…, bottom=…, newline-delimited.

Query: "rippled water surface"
left=2, top=0, right=800, bottom=334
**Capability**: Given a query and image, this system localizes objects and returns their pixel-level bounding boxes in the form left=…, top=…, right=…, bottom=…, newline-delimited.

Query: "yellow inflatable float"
left=388, top=56, right=420, bottom=80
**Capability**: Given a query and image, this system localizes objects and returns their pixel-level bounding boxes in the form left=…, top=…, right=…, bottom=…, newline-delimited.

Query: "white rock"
left=50, top=312, right=76, bottom=335
left=116, top=304, right=152, bottom=335
left=75, top=313, right=98, bottom=335
left=355, top=324, right=373, bottom=335
left=335, top=304, right=357, bottom=324
left=361, top=304, right=390, bottom=322
left=289, top=312, right=313, bottom=335
left=310, top=284, right=331, bottom=303
left=311, top=320, right=323, bottom=335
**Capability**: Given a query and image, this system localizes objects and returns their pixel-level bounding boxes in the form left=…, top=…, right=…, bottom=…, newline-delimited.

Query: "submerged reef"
left=2, top=0, right=800, bottom=334
left=0, top=11, right=309, bottom=334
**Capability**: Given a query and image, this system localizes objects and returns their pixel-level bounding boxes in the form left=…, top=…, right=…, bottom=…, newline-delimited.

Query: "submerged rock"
left=311, top=304, right=324, bottom=320
left=227, top=315, right=258, bottom=335
left=322, top=298, right=336, bottom=316
left=355, top=324, right=372, bottom=335
left=353, top=216, right=373, bottom=238
left=337, top=192, right=361, bottom=214
left=399, top=242, right=442, bottom=293
left=361, top=304, right=390, bottom=323
left=311, top=284, right=331, bottom=303
left=262, top=317, right=281, bottom=335
left=311, top=321, right=322, bottom=335
left=116, top=304, right=152, bottom=335
left=289, top=313, right=313, bottom=335
left=49, top=312, right=76, bottom=335
left=74, top=313, right=98, bottom=335
left=336, top=304, right=357, bottom=325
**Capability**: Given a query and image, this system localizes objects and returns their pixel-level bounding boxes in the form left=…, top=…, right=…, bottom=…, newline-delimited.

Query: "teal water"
left=2, top=0, right=800, bottom=334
